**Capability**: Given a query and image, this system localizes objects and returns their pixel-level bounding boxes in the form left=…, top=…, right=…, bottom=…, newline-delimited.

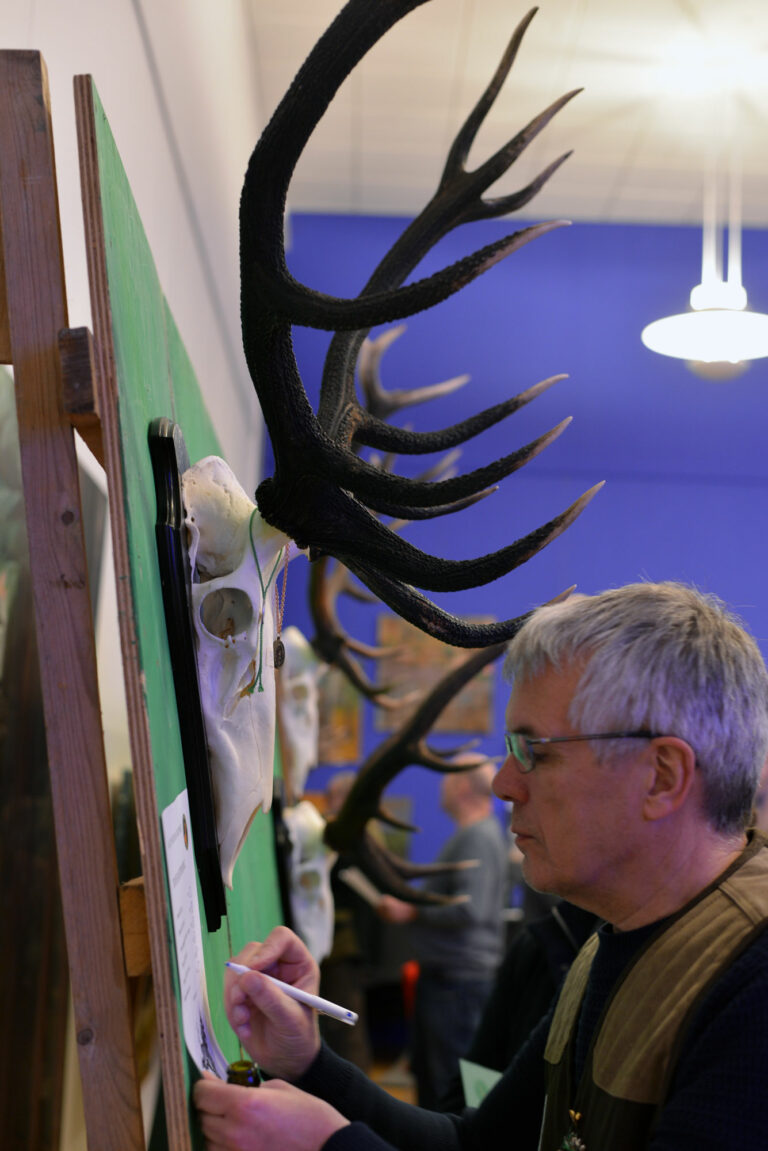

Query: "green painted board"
left=80, top=77, right=283, bottom=1140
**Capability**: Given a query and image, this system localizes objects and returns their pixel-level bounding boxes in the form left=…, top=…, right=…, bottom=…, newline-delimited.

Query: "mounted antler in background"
left=240, top=0, right=602, bottom=648
left=307, top=321, right=571, bottom=700
left=308, top=554, right=403, bottom=710
left=308, top=326, right=498, bottom=700
left=322, top=641, right=508, bottom=904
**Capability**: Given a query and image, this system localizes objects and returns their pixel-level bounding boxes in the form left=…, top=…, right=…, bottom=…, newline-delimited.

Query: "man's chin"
left=520, top=856, right=558, bottom=896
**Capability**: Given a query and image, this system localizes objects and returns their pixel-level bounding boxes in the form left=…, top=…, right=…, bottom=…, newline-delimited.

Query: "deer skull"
left=182, top=455, right=291, bottom=889
left=277, top=625, right=326, bottom=800
left=283, top=799, right=337, bottom=964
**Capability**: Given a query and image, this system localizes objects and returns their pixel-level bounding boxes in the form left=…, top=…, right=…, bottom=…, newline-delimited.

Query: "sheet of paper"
left=161, top=790, right=229, bottom=1078
left=459, top=1058, right=503, bottom=1107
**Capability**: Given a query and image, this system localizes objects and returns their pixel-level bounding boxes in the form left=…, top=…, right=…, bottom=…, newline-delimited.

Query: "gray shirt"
left=407, top=815, right=508, bottom=978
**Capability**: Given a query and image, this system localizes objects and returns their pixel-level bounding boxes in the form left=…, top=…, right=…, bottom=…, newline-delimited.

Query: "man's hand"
left=225, top=926, right=321, bottom=1080
left=194, top=1074, right=349, bottom=1151
left=376, top=895, right=418, bottom=924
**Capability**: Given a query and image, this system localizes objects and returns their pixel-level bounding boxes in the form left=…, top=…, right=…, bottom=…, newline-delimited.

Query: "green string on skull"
left=246, top=508, right=284, bottom=695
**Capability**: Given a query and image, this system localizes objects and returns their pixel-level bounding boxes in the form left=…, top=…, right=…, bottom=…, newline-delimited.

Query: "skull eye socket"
left=298, top=870, right=322, bottom=892
left=199, top=587, right=254, bottom=641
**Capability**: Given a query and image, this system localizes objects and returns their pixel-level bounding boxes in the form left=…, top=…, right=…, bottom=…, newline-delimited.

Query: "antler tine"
left=337, top=562, right=526, bottom=649
left=359, top=327, right=470, bottom=421
left=309, top=444, right=485, bottom=698
left=279, top=421, right=577, bottom=571
left=332, top=648, right=414, bottom=711
left=414, top=448, right=463, bottom=482
left=376, top=803, right=420, bottom=833
left=325, top=558, right=380, bottom=607
left=380, top=454, right=499, bottom=527
left=355, top=374, right=568, bottom=455
left=332, top=482, right=603, bottom=596
left=472, top=150, right=573, bottom=222
left=377, top=446, right=486, bottom=523
left=308, top=555, right=388, bottom=654
left=368, top=441, right=463, bottom=489
left=324, top=642, right=506, bottom=900
left=255, top=219, right=571, bottom=340
left=409, top=743, right=499, bottom=774
left=260, top=414, right=573, bottom=543
left=383, top=489, right=501, bottom=525
left=324, top=642, right=506, bottom=853
left=442, top=89, right=581, bottom=223
left=349, top=832, right=475, bottom=905
left=441, top=5, right=538, bottom=178
left=360, top=417, right=573, bottom=511
left=317, top=8, right=576, bottom=426
left=439, top=7, right=582, bottom=224
left=387, top=854, right=479, bottom=881
left=308, top=555, right=412, bottom=710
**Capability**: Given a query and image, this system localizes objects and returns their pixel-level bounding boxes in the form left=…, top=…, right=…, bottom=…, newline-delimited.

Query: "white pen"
left=225, top=961, right=358, bottom=1026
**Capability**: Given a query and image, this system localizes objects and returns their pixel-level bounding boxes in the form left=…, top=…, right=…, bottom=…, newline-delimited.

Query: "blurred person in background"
left=376, top=762, right=508, bottom=1108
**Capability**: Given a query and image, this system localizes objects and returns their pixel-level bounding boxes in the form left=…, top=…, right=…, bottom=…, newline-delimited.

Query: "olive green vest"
left=539, top=833, right=768, bottom=1151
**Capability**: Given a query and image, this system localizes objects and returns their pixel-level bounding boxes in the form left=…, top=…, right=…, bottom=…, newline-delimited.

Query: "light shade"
left=641, top=307, right=768, bottom=364
left=642, top=143, right=768, bottom=371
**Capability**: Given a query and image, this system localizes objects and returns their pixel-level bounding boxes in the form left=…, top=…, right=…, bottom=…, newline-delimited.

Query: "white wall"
left=3, top=0, right=271, bottom=778
left=1, top=7, right=270, bottom=1143
left=2, top=0, right=265, bottom=486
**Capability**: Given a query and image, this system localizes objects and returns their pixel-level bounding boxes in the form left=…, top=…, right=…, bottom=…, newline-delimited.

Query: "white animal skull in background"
left=277, top=625, right=326, bottom=800
left=182, top=455, right=292, bottom=889
left=283, top=799, right=337, bottom=963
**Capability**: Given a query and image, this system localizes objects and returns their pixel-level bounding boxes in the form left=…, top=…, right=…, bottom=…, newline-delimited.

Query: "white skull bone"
left=182, top=455, right=292, bottom=889
left=283, top=799, right=337, bottom=963
left=276, top=625, right=326, bottom=800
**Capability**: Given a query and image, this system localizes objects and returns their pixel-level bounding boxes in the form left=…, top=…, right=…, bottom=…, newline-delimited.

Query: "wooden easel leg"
left=0, top=569, right=69, bottom=1149
left=0, top=50, right=145, bottom=1150
left=0, top=206, right=11, bottom=363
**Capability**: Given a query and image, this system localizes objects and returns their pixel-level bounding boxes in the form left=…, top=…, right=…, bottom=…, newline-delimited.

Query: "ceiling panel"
left=247, top=0, right=768, bottom=227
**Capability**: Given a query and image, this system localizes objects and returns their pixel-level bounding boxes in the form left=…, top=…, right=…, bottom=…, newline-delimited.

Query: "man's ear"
left=643, top=737, right=697, bottom=822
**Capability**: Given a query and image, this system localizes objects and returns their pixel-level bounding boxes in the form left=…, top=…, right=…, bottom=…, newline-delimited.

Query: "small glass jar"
left=226, top=1060, right=260, bottom=1087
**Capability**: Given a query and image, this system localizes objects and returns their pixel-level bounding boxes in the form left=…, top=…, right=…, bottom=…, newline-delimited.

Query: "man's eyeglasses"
left=504, top=730, right=660, bottom=774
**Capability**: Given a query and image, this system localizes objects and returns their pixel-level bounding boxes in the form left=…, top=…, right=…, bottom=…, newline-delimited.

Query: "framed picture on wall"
left=373, top=613, right=497, bottom=734
left=318, top=664, right=363, bottom=764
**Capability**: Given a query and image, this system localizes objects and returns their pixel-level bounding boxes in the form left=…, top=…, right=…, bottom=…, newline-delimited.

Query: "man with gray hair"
left=195, top=581, right=768, bottom=1151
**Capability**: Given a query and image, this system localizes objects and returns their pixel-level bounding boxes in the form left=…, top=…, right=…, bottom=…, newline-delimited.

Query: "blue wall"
left=273, top=210, right=768, bottom=863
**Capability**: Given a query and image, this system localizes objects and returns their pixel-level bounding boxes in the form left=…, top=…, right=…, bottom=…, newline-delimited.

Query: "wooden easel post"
left=0, top=51, right=145, bottom=1150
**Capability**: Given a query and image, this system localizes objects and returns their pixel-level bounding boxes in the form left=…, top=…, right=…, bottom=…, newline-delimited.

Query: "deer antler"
left=358, top=325, right=471, bottom=420
left=308, top=417, right=494, bottom=694
left=241, top=0, right=599, bottom=648
left=309, top=427, right=501, bottom=703
left=322, top=640, right=508, bottom=904
left=308, top=554, right=406, bottom=710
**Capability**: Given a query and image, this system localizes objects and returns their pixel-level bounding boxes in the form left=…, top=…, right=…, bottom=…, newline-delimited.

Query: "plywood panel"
left=75, top=74, right=284, bottom=1147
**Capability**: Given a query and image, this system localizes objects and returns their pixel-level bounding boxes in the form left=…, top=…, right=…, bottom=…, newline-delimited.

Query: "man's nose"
left=493, top=755, right=529, bottom=802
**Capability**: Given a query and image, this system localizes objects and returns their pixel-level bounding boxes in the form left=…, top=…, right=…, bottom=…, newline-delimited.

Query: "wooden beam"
left=0, top=205, right=10, bottom=363
left=119, top=878, right=152, bottom=979
left=59, top=325, right=104, bottom=466
left=0, top=573, right=69, bottom=1149
left=0, top=51, right=145, bottom=1149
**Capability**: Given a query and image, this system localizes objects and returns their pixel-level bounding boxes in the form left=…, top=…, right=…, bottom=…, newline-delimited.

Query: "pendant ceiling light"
left=641, top=149, right=768, bottom=378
